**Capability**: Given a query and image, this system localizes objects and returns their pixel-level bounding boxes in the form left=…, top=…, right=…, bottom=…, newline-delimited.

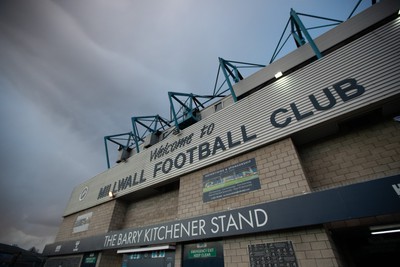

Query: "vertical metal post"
left=290, top=8, right=322, bottom=59
left=169, top=92, right=180, bottom=129
left=104, top=137, right=111, bottom=169
left=219, top=58, right=238, bottom=102
left=131, top=117, right=141, bottom=153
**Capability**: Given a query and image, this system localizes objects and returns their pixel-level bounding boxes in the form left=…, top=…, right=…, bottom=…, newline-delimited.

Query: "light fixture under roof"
left=275, top=71, right=283, bottom=79
left=371, top=229, right=400, bottom=235
left=370, top=224, right=400, bottom=235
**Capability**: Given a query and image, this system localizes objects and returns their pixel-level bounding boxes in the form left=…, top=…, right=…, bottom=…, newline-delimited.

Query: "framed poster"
left=203, top=158, right=260, bottom=202
left=73, top=212, right=93, bottom=233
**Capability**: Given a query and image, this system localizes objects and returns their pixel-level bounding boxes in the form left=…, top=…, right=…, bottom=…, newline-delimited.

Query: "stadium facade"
left=43, top=0, right=400, bottom=266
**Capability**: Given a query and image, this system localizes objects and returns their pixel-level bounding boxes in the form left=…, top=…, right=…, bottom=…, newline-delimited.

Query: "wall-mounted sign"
left=81, top=252, right=98, bottom=267
left=79, top=186, right=89, bottom=201
left=73, top=212, right=92, bottom=233
left=43, top=174, right=400, bottom=256
left=203, top=158, right=260, bottom=202
left=249, top=241, right=298, bottom=267
left=188, top=246, right=216, bottom=259
left=183, top=241, right=224, bottom=267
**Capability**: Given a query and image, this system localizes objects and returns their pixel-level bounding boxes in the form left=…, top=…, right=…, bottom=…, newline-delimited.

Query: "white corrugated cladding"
left=64, top=10, right=400, bottom=216
left=233, top=0, right=399, bottom=97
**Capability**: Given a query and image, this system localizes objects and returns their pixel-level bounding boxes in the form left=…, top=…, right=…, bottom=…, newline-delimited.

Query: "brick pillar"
left=97, top=250, right=122, bottom=267
left=108, top=199, right=127, bottom=231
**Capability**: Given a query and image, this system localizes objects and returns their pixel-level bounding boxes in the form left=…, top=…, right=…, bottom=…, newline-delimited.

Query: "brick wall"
left=109, top=200, right=127, bottom=231
left=174, top=245, right=182, bottom=267
left=177, top=138, right=311, bottom=219
left=223, top=226, right=342, bottom=267
left=298, top=117, right=400, bottom=190
left=55, top=200, right=121, bottom=242
left=97, top=250, right=122, bottom=267
left=52, top=117, right=400, bottom=266
left=122, top=187, right=179, bottom=228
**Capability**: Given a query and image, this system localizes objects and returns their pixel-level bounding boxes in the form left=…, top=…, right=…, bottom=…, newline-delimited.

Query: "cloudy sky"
left=0, top=0, right=370, bottom=252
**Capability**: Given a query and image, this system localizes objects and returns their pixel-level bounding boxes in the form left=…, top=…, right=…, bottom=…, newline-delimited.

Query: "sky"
left=0, top=0, right=371, bottom=252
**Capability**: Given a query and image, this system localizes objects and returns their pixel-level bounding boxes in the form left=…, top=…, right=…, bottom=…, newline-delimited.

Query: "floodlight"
left=275, top=71, right=283, bottom=79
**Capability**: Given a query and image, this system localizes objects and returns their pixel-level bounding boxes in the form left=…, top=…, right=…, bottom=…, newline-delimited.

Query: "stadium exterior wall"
left=44, top=1, right=400, bottom=266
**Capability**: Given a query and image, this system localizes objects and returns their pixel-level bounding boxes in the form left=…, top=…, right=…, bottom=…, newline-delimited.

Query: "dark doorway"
left=331, top=226, right=400, bottom=267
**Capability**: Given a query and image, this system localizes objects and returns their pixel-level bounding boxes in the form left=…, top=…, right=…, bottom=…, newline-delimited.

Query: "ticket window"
left=121, top=250, right=175, bottom=267
left=182, top=241, right=224, bottom=267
